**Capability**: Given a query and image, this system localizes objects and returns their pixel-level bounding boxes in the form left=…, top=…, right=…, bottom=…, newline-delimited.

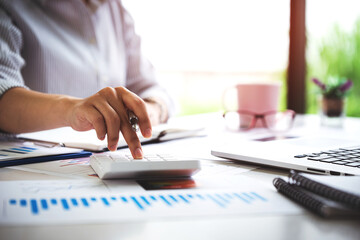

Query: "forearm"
left=0, top=87, right=76, bottom=133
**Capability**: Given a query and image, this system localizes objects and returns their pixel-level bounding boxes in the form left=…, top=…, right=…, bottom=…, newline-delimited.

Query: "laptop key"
left=342, top=159, right=356, bottom=163
left=321, top=150, right=334, bottom=154
left=339, top=146, right=360, bottom=151
left=344, top=151, right=358, bottom=154
left=306, top=153, right=321, bottom=158
left=329, top=149, right=344, bottom=153
left=332, top=161, right=348, bottom=165
left=319, top=158, right=341, bottom=163
left=307, top=155, right=333, bottom=161
left=345, top=162, right=360, bottom=167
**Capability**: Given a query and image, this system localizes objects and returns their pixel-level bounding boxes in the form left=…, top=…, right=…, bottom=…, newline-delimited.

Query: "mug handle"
left=222, top=85, right=237, bottom=112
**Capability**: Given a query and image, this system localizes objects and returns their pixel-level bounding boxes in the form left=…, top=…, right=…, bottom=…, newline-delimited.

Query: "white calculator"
left=90, top=152, right=201, bottom=179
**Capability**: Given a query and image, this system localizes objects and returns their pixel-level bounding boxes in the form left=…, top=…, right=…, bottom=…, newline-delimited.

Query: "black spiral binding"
left=273, top=178, right=328, bottom=217
left=289, top=170, right=360, bottom=210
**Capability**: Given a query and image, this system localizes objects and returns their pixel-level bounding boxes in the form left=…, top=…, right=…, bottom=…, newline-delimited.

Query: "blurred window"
left=123, top=0, right=290, bottom=115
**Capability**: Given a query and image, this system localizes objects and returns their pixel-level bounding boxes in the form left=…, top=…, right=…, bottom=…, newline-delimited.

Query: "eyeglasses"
left=223, top=110, right=296, bottom=132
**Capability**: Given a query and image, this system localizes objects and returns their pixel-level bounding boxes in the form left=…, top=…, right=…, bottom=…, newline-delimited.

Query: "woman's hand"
left=67, top=87, right=152, bottom=158
left=0, top=87, right=154, bottom=158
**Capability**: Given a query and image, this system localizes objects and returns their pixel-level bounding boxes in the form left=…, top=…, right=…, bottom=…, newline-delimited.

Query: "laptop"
left=211, top=134, right=360, bottom=176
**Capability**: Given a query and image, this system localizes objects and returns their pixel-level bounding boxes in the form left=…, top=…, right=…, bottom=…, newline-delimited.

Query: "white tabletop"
left=1, top=113, right=360, bottom=240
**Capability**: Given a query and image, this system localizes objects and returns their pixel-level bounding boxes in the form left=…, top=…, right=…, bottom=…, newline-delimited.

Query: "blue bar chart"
left=0, top=146, right=37, bottom=159
left=0, top=188, right=300, bottom=225
left=7, top=191, right=267, bottom=215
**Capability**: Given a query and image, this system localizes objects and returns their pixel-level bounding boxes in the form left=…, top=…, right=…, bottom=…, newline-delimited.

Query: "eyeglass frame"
left=223, top=109, right=296, bottom=131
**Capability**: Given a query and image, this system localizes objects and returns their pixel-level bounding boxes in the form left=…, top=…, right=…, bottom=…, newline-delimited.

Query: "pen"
left=128, top=110, right=139, bottom=132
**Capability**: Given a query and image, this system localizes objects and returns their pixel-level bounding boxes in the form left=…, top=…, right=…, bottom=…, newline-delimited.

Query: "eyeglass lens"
left=263, top=112, right=294, bottom=131
left=224, top=111, right=294, bottom=131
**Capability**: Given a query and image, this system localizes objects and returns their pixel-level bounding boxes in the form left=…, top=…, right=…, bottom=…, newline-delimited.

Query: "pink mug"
left=223, top=82, right=281, bottom=128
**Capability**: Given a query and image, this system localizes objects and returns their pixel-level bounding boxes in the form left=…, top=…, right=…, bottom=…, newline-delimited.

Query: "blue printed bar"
left=215, top=194, right=230, bottom=204
left=140, top=196, right=151, bottom=206
left=40, top=199, right=48, bottom=210
left=178, top=194, right=189, bottom=203
left=206, top=194, right=226, bottom=208
left=224, top=193, right=233, bottom=199
left=30, top=199, right=39, bottom=214
left=169, top=195, right=178, bottom=203
left=71, top=198, right=79, bottom=207
left=130, top=196, right=144, bottom=210
left=1, top=149, right=26, bottom=154
left=242, top=193, right=255, bottom=201
left=196, top=194, right=205, bottom=200
left=233, top=193, right=250, bottom=204
left=101, top=197, right=110, bottom=206
left=81, top=198, right=89, bottom=207
left=20, top=199, right=27, bottom=207
left=20, top=146, right=37, bottom=150
left=61, top=199, right=70, bottom=210
left=159, top=195, right=172, bottom=206
left=11, top=147, right=32, bottom=153
left=251, top=192, right=267, bottom=201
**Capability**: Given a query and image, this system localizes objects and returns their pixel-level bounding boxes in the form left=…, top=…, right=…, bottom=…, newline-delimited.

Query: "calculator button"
left=146, top=157, right=164, bottom=162
left=111, top=156, right=131, bottom=162
left=132, top=159, right=149, bottom=162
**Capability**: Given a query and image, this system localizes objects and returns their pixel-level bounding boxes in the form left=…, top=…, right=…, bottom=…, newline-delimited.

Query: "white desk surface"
left=1, top=113, right=360, bottom=240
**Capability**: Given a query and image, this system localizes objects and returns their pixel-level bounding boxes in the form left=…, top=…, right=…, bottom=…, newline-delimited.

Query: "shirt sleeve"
left=119, top=4, right=175, bottom=117
left=0, top=8, right=26, bottom=97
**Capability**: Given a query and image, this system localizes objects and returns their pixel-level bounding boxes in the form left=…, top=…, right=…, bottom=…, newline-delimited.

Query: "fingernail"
left=144, top=128, right=152, bottom=138
left=134, top=148, right=143, bottom=159
left=109, top=144, right=117, bottom=151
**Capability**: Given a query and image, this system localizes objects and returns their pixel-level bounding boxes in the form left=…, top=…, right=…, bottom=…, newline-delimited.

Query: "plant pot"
left=319, top=96, right=346, bottom=127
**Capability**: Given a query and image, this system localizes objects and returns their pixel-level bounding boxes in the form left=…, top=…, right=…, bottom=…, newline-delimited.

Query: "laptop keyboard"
left=294, top=146, right=360, bottom=168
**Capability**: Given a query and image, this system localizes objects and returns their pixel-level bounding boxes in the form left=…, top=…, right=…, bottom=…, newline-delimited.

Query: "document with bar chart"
left=0, top=179, right=301, bottom=225
left=0, top=141, right=88, bottom=167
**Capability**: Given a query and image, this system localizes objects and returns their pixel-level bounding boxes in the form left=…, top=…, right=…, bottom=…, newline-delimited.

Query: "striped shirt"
left=0, top=0, right=173, bottom=114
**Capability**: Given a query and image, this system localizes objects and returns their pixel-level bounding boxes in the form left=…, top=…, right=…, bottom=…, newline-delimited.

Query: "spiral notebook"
left=273, top=170, right=360, bottom=218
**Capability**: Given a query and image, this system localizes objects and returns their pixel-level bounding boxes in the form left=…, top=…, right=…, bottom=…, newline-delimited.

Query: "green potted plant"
left=312, top=77, right=353, bottom=126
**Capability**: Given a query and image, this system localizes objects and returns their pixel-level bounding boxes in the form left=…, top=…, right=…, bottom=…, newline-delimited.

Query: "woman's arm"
left=0, top=87, right=152, bottom=158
